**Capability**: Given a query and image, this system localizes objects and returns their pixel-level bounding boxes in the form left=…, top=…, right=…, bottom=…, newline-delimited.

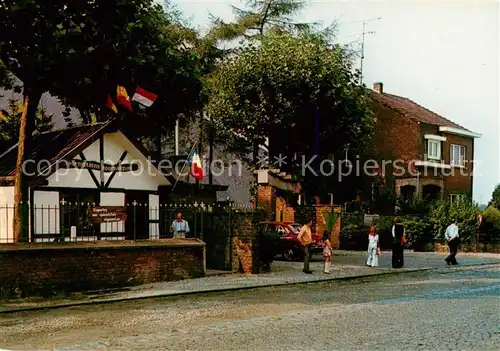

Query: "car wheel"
left=282, top=248, right=295, bottom=261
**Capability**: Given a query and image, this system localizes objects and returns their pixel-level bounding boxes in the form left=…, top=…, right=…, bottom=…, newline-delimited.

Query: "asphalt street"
left=0, top=264, right=499, bottom=350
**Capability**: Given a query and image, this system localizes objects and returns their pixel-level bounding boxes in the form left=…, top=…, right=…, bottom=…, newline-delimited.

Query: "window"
left=60, top=190, right=100, bottom=237
left=450, top=144, right=466, bottom=167
left=427, top=139, right=441, bottom=160
left=449, top=194, right=464, bottom=204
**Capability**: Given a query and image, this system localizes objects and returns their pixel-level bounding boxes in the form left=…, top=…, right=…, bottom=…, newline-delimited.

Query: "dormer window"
left=425, top=134, right=446, bottom=161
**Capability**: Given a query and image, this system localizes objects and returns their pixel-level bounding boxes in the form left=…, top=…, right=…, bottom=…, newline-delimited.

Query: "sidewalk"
left=1, top=251, right=499, bottom=314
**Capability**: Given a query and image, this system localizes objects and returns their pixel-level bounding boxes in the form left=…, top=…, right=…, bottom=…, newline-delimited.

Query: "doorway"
left=125, top=192, right=149, bottom=239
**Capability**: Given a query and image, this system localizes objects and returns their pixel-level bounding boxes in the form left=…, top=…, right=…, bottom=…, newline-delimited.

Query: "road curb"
left=0, top=262, right=498, bottom=315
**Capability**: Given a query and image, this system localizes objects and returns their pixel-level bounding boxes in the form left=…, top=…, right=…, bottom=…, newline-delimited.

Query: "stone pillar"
left=231, top=214, right=260, bottom=274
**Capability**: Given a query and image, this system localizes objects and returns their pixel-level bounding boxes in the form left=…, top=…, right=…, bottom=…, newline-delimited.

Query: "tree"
left=207, top=0, right=323, bottom=43
left=0, top=0, right=202, bottom=240
left=206, top=31, right=375, bottom=198
left=0, top=99, right=54, bottom=151
left=488, top=184, right=500, bottom=209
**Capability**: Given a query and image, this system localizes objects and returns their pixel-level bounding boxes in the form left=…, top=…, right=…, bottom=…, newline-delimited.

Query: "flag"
left=105, top=95, right=118, bottom=113
left=132, top=86, right=158, bottom=108
left=189, top=149, right=204, bottom=181
left=116, top=86, right=132, bottom=111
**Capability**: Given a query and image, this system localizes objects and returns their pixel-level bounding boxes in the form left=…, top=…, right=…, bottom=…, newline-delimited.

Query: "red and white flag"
left=190, top=150, right=204, bottom=181
left=132, top=86, right=158, bottom=108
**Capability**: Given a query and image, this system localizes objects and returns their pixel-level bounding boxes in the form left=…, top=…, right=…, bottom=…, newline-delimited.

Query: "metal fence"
left=0, top=202, right=254, bottom=245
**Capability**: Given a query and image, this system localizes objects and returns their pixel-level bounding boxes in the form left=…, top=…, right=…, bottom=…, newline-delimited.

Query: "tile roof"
left=0, top=122, right=111, bottom=177
left=370, top=90, right=471, bottom=132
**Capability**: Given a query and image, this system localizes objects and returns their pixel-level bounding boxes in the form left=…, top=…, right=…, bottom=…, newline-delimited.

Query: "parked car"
left=258, top=221, right=324, bottom=261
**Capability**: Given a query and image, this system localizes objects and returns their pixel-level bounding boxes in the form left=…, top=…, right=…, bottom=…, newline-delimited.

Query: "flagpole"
left=172, top=143, right=196, bottom=192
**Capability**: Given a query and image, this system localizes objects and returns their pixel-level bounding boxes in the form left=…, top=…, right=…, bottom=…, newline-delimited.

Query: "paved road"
left=0, top=264, right=499, bottom=350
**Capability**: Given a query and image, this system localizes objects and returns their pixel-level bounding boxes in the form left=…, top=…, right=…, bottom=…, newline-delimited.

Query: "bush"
left=403, top=216, right=433, bottom=250
left=427, top=198, right=478, bottom=244
left=483, top=206, right=500, bottom=234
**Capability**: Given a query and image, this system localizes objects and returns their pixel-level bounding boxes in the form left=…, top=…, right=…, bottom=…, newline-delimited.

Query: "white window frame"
left=449, top=194, right=465, bottom=204
left=427, top=139, right=441, bottom=160
left=450, top=144, right=466, bottom=167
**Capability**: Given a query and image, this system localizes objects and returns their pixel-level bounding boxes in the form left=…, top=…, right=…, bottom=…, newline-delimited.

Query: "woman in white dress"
left=366, top=225, right=380, bottom=267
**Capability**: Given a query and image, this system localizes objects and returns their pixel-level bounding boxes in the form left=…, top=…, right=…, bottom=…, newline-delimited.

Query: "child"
left=322, top=231, right=332, bottom=273
left=366, top=225, right=380, bottom=267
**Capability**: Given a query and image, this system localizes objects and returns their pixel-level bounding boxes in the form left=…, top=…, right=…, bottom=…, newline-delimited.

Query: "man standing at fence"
left=171, top=212, right=190, bottom=238
left=297, top=219, right=313, bottom=274
left=444, top=219, right=460, bottom=265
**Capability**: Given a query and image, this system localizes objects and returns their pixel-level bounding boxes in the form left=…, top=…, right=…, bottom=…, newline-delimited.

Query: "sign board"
left=364, top=214, right=380, bottom=226
left=63, top=160, right=139, bottom=172
left=90, top=206, right=127, bottom=223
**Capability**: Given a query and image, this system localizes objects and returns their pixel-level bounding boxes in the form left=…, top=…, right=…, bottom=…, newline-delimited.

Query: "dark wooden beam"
left=79, top=152, right=101, bottom=188
left=99, top=136, right=105, bottom=188
left=104, top=151, right=128, bottom=188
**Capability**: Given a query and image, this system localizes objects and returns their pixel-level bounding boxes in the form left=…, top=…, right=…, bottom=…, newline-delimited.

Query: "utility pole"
left=358, top=17, right=381, bottom=85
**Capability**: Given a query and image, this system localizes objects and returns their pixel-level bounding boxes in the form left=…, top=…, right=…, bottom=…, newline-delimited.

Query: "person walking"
left=297, top=219, right=313, bottom=274
left=366, top=225, right=380, bottom=267
left=322, top=231, right=333, bottom=273
left=391, top=217, right=405, bottom=268
left=170, top=212, right=190, bottom=238
left=444, top=219, right=460, bottom=265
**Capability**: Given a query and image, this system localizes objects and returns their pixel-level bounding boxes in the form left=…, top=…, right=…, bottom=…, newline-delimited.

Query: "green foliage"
left=0, top=0, right=202, bottom=124
left=488, top=184, right=500, bottom=209
left=0, top=99, right=54, bottom=151
left=483, top=206, right=500, bottom=234
left=426, top=198, right=478, bottom=243
left=207, top=30, right=374, bottom=194
left=397, top=195, right=432, bottom=216
left=207, top=0, right=322, bottom=43
left=323, top=211, right=339, bottom=233
left=402, top=216, right=432, bottom=250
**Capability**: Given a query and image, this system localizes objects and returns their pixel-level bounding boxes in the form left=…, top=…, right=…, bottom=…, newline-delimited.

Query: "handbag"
left=376, top=247, right=381, bottom=256
left=401, top=235, right=407, bottom=245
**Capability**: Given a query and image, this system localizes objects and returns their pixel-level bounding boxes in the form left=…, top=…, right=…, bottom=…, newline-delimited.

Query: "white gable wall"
left=0, top=186, right=14, bottom=243
left=46, top=131, right=170, bottom=191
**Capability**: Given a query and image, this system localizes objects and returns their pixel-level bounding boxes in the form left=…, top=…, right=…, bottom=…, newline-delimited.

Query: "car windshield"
left=289, top=223, right=301, bottom=234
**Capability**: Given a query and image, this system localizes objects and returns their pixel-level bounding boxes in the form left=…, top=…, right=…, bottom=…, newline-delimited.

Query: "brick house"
left=369, top=82, right=481, bottom=202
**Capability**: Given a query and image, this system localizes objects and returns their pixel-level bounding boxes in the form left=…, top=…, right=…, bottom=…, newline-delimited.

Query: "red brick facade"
left=370, top=84, right=476, bottom=199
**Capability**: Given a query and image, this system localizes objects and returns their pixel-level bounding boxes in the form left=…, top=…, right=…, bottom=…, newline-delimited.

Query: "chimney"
left=373, top=82, right=383, bottom=94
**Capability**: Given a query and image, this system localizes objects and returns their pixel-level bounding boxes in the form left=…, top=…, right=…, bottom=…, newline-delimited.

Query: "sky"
left=161, top=0, right=499, bottom=204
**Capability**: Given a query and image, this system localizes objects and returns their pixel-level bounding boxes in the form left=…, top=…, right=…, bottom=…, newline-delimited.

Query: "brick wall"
left=0, top=240, right=205, bottom=299
left=371, top=101, right=421, bottom=165
left=442, top=133, right=474, bottom=196
left=257, top=185, right=275, bottom=216
left=231, top=214, right=259, bottom=274
left=275, top=196, right=295, bottom=222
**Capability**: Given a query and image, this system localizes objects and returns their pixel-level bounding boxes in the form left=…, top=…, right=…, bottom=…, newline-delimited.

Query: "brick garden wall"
left=0, top=240, right=205, bottom=299
left=231, top=214, right=258, bottom=274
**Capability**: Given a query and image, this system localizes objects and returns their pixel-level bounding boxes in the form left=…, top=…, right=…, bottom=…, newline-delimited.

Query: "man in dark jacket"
left=391, top=216, right=405, bottom=268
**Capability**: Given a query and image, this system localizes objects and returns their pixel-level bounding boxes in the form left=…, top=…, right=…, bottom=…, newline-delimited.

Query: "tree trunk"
left=13, top=89, right=42, bottom=242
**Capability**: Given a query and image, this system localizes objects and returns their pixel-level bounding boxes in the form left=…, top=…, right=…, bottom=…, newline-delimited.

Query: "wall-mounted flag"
left=116, top=86, right=132, bottom=112
left=105, top=95, right=118, bottom=113
left=190, top=149, right=204, bottom=181
left=132, top=86, right=158, bottom=109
